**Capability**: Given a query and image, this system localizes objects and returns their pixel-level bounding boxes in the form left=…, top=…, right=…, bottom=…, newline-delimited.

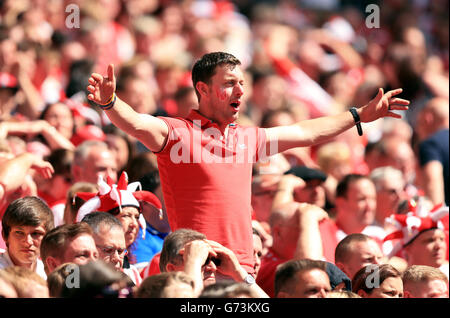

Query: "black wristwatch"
left=349, top=107, right=363, bottom=136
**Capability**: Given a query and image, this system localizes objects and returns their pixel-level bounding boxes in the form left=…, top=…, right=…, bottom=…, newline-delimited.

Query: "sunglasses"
left=203, top=256, right=221, bottom=267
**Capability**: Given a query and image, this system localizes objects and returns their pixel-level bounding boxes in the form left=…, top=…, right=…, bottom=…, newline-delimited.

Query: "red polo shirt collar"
left=186, top=110, right=237, bottom=130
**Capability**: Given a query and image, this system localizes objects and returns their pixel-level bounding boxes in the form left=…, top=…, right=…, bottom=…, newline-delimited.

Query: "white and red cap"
left=383, top=199, right=449, bottom=257
left=75, top=171, right=163, bottom=238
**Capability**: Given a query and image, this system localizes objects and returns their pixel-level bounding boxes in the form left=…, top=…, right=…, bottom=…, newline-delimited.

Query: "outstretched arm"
left=0, top=152, right=54, bottom=200
left=265, top=88, right=409, bottom=154
left=87, top=64, right=168, bottom=153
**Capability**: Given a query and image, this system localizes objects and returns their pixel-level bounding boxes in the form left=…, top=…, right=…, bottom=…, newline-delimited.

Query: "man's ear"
left=195, top=81, right=209, bottom=99
left=45, top=256, right=60, bottom=274
left=403, top=290, right=412, bottom=298
left=166, top=263, right=176, bottom=272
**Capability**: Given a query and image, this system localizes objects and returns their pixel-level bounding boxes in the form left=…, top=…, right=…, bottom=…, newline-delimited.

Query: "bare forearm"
left=422, top=161, right=445, bottom=205
left=102, top=97, right=167, bottom=152
left=41, top=126, right=75, bottom=150
left=17, top=74, right=45, bottom=119
left=0, top=153, right=34, bottom=194
left=294, top=216, right=323, bottom=260
left=270, top=111, right=355, bottom=153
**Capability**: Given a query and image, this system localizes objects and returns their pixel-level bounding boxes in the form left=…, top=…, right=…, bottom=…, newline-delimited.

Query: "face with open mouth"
left=202, top=64, right=245, bottom=127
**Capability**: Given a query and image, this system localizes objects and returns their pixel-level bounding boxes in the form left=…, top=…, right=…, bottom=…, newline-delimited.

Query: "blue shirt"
left=419, top=129, right=449, bottom=206
left=131, top=223, right=169, bottom=266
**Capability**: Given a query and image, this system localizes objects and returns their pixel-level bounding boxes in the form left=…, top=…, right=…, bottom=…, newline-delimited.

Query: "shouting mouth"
left=230, top=101, right=240, bottom=112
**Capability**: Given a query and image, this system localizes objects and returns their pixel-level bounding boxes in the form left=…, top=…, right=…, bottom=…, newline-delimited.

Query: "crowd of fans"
left=0, top=0, right=449, bottom=299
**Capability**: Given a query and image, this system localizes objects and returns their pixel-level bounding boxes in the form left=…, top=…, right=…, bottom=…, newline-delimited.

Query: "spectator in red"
left=256, top=202, right=327, bottom=297
left=87, top=51, right=408, bottom=277
left=334, top=174, right=386, bottom=244
left=71, top=140, right=117, bottom=184
left=384, top=202, right=449, bottom=279
left=334, top=233, right=384, bottom=281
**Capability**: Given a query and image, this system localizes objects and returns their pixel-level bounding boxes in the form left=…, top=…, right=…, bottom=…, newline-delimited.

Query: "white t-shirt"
left=0, top=250, right=47, bottom=280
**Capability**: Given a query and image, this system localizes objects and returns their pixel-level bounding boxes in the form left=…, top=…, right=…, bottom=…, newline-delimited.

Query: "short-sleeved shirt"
left=256, top=248, right=285, bottom=298
left=0, top=250, right=47, bottom=280
left=419, top=129, right=449, bottom=206
left=140, top=252, right=161, bottom=280
left=156, top=110, right=267, bottom=274
left=256, top=220, right=339, bottom=298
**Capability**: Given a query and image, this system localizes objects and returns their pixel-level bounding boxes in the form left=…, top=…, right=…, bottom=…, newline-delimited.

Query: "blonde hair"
left=136, top=271, right=195, bottom=298
left=326, top=290, right=361, bottom=298
left=402, top=265, right=448, bottom=287
left=317, top=142, right=351, bottom=173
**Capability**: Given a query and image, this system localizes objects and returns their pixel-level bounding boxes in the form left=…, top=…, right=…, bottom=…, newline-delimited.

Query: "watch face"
left=245, top=275, right=255, bottom=284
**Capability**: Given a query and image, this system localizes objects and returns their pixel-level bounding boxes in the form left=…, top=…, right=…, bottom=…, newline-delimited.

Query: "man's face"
left=341, top=179, right=377, bottom=227
left=79, top=147, right=118, bottom=184
left=115, top=207, right=140, bottom=248
left=44, top=103, right=74, bottom=140
left=62, top=233, right=99, bottom=265
left=341, top=240, right=383, bottom=280
left=289, top=269, right=331, bottom=298
left=405, top=229, right=447, bottom=268
left=202, top=64, right=244, bottom=125
left=201, top=256, right=218, bottom=287
left=5, top=224, right=46, bottom=267
left=376, top=177, right=405, bottom=219
left=93, top=224, right=126, bottom=270
left=253, top=234, right=263, bottom=277
left=406, top=279, right=449, bottom=298
left=365, top=277, right=403, bottom=298
left=294, top=179, right=326, bottom=208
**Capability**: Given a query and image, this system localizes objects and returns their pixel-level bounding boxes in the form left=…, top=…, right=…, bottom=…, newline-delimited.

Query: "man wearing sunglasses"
left=159, top=229, right=269, bottom=297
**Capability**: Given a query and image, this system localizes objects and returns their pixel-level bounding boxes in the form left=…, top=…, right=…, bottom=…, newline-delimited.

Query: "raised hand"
left=87, top=64, right=116, bottom=105
left=31, top=157, right=54, bottom=179
left=360, top=88, right=410, bottom=123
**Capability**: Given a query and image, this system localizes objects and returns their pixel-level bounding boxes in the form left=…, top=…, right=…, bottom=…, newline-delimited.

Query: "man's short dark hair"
left=40, top=223, right=94, bottom=271
left=159, top=229, right=206, bottom=272
left=81, top=212, right=123, bottom=235
left=335, top=233, right=372, bottom=264
left=335, top=174, right=368, bottom=199
left=191, top=52, right=241, bottom=101
left=274, top=259, right=327, bottom=297
left=2, top=196, right=54, bottom=240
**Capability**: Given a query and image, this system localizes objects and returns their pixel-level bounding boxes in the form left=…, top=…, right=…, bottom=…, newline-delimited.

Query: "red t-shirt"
left=256, top=248, right=285, bottom=298
left=140, top=252, right=161, bottom=279
left=156, top=110, right=267, bottom=274
left=256, top=220, right=339, bottom=298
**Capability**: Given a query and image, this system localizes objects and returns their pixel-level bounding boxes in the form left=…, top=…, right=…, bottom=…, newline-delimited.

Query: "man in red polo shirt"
left=86, top=52, right=409, bottom=278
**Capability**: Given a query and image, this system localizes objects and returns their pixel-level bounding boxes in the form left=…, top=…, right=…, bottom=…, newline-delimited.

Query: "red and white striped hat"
left=75, top=171, right=163, bottom=238
left=383, top=199, right=449, bottom=257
